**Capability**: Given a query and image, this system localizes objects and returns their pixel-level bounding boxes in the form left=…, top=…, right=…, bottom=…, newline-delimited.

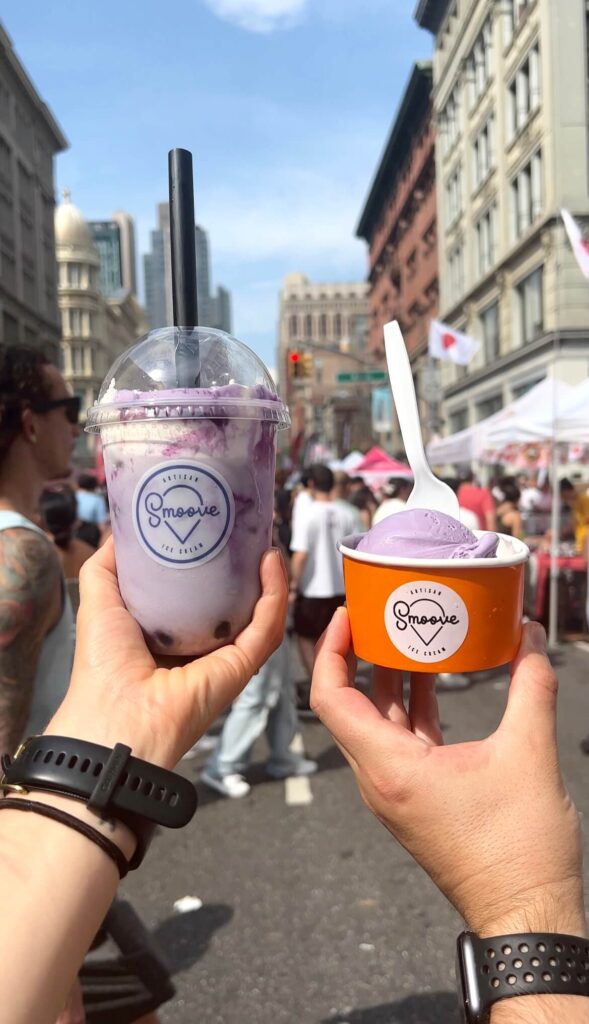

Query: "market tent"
left=354, top=446, right=412, bottom=487
left=329, top=450, right=365, bottom=472
left=427, top=378, right=574, bottom=465
left=554, top=377, right=589, bottom=443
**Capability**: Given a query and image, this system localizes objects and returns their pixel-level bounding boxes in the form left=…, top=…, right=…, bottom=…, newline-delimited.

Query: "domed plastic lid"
left=86, top=326, right=290, bottom=431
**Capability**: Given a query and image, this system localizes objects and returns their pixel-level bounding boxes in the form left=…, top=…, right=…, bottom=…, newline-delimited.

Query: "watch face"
left=456, top=932, right=482, bottom=1024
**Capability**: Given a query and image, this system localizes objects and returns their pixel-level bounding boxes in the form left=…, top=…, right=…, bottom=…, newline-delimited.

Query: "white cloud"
left=203, top=0, right=308, bottom=33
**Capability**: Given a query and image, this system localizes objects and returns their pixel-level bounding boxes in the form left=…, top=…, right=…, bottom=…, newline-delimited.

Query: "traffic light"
left=300, top=352, right=313, bottom=377
left=288, top=350, right=313, bottom=379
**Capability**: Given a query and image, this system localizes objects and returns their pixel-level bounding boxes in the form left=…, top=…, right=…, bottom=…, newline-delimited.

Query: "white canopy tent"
left=426, top=379, right=575, bottom=465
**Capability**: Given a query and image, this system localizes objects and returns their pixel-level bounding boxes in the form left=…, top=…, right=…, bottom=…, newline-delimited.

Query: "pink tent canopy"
left=354, top=447, right=412, bottom=477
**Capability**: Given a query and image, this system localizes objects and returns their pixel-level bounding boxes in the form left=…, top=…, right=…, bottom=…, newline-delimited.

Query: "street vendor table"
left=533, top=551, right=588, bottom=623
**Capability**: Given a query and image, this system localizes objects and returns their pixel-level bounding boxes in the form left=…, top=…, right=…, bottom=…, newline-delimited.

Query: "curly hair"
left=0, top=344, right=51, bottom=467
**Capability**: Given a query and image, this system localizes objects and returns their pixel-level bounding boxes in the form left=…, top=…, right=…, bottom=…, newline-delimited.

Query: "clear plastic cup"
left=86, top=326, right=290, bottom=656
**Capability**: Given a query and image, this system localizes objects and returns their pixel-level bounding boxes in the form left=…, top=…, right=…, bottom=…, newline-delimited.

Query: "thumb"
left=499, top=622, right=558, bottom=745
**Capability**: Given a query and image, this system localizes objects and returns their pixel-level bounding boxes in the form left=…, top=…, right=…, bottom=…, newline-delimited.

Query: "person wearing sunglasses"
left=0, top=343, right=81, bottom=760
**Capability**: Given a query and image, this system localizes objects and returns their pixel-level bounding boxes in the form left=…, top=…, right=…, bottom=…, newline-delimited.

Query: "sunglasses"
left=31, top=395, right=81, bottom=425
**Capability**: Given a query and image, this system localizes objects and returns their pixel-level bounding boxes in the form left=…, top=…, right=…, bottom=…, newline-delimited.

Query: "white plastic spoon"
left=383, top=320, right=459, bottom=517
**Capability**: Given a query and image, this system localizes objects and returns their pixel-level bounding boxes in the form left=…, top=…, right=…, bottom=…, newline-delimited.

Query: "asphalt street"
left=120, top=643, right=589, bottom=1024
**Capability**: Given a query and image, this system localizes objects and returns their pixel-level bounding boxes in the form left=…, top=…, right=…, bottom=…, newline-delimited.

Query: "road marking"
left=285, top=732, right=313, bottom=806
left=285, top=776, right=312, bottom=806
left=574, top=642, right=589, bottom=653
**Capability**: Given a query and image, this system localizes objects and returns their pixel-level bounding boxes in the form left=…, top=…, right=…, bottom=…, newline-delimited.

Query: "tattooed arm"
left=0, top=528, right=62, bottom=756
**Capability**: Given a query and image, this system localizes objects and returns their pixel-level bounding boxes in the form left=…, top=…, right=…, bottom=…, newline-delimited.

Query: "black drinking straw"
left=168, top=148, right=200, bottom=386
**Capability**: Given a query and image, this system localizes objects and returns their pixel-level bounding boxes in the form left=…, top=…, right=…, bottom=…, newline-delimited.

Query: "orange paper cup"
left=339, top=533, right=529, bottom=673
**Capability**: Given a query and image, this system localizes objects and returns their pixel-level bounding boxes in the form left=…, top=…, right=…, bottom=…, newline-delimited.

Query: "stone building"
left=277, top=274, right=373, bottom=458
left=356, top=61, right=438, bottom=441
left=55, top=192, right=148, bottom=459
left=0, top=22, right=67, bottom=361
left=415, top=0, right=589, bottom=438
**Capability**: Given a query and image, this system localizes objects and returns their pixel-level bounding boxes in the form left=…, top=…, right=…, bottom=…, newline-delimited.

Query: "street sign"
left=336, top=371, right=387, bottom=383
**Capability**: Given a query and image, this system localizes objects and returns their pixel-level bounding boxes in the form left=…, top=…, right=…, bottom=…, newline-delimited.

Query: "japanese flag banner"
left=561, top=208, right=589, bottom=280
left=428, top=319, right=480, bottom=366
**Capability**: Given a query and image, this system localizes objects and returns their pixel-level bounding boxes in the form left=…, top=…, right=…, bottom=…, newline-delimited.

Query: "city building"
left=89, top=211, right=138, bottom=298
left=277, top=274, right=373, bottom=458
left=356, top=61, right=439, bottom=443
left=88, top=219, right=122, bottom=297
left=0, top=22, right=67, bottom=362
left=143, top=204, right=232, bottom=332
left=55, top=192, right=148, bottom=461
left=414, top=0, right=589, bottom=441
left=112, top=210, right=137, bottom=296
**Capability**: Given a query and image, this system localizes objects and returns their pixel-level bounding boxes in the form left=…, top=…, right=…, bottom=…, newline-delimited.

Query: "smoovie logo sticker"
left=133, top=460, right=235, bottom=568
left=384, top=581, right=468, bottom=662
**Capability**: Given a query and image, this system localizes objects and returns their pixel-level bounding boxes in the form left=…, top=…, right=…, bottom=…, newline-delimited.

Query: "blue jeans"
left=205, top=639, right=299, bottom=776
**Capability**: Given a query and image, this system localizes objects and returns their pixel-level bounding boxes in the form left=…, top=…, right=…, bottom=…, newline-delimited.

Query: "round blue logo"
left=132, top=460, right=235, bottom=568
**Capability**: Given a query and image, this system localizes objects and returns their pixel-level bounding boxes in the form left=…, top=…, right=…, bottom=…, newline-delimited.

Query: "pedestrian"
left=348, top=484, right=378, bottom=530
left=75, top=473, right=108, bottom=549
left=372, top=477, right=412, bottom=526
left=200, top=637, right=317, bottom=798
left=493, top=476, right=523, bottom=538
left=290, top=463, right=358, bottom=678
left=457, top=468, right=496, bottom=531
left=331, top=469, right=364, bottom=531
left=40, top=486, right=95, bottom=581
left=0, top=344, right=79, bottom=758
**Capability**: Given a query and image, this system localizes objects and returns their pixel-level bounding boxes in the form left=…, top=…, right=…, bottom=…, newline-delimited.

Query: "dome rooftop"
left=55, top=189, right=93, bottom=248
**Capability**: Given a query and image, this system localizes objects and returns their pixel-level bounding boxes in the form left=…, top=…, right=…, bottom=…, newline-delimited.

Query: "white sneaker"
left=200, top=771, right=251, bottom=798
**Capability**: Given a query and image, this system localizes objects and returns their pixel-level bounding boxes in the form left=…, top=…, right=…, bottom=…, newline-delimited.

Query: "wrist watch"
left=456, top=930, right=589, bottom=1023
left=0, top=735, right=198, bottom=869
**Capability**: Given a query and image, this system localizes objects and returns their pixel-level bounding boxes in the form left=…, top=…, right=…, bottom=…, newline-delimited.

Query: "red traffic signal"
left=289, top=351, right=300, bottom=363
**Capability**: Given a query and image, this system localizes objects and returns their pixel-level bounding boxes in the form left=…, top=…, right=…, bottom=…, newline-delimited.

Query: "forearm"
left=0, top=807, right=120, bottom=1024
left=482, top=892, right=589, bottom=1024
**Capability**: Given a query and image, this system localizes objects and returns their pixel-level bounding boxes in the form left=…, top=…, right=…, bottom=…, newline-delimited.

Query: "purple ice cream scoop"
left=356, top=508, right=498, bottom=559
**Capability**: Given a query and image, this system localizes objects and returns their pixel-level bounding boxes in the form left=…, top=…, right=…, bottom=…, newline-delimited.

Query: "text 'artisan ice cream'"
left=86, top=326, right=290, bottom=657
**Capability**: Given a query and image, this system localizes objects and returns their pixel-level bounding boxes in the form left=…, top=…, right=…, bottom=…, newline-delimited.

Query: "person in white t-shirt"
left=372, top=478, right=412, bottom=526
left=290, top=464, right=358, bottom=677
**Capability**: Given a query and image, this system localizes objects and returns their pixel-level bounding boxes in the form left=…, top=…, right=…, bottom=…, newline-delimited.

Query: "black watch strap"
left=0, top=735, right=198, bottom=868
left=457, top=931, right=589, bottom=1023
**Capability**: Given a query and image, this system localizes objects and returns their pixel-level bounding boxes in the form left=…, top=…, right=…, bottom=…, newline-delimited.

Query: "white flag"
left=561, top=208, right=589, bottom=280
left=428, top=319, right=479, bottom=366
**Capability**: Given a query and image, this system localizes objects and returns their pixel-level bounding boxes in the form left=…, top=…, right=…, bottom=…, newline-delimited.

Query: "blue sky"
left=3, top=0, right=431, bottom=369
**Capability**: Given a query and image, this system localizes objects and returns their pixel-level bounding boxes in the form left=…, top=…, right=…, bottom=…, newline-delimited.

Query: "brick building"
left=356, top=62, right=438, bottom=438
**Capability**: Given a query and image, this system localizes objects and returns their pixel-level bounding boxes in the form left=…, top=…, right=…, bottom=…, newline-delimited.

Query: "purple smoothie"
left=87, top=328, right=290, bottom=656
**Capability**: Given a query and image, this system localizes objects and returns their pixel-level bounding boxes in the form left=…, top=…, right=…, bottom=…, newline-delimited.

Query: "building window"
left=447, top=243, right=464, bottom=305
left=476, top=393, right=503, bottom=421
left=476, top=204, right=497, bottom=276
left=449, top=408, right=469, bottom=433
left=289, top=314, right=298, bottom=339
left=71, top=345, right=85, bottom=373
left=69, top=309, right=83, bottom=336
left=319, top=313, right=327, bottom=338
left=2, top=311, right=19, bottom=344
left=516, top=266, right=544, bottom=345
left=68, top=263, right=82, bottom=287
left=473, top=117, right=494, bottom=189
left=440, top=85, right=461, bottom=155
left=507, top=44, right=541, bottom=141
left=504, top=0, right=533, bottom=46
left=468, top=18, right=493, bottom=105
left=446, top=164, right=463, bottom=225
left=480, top=301, right=500, bottom=363
left=511, top=150, right=542, bottom=239
left=333, top=313, right=342, bottom=338
left=304, top=314, right=313, bottom=338
left=406, top=248, right=417, bottom=278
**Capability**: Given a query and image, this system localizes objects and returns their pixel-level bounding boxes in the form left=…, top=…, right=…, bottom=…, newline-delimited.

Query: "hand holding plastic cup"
left=87, top=327, right=289, bottom=656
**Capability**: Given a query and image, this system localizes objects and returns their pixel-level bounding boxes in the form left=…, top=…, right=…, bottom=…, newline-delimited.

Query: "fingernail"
left=524, top=621, right=547, bottom=654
